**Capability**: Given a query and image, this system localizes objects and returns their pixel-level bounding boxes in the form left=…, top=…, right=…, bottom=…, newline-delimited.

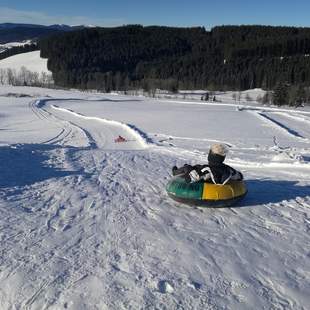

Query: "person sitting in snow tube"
left=167, top=144, right=246, bottom=207
left=172, top=143, right=243, bottom=184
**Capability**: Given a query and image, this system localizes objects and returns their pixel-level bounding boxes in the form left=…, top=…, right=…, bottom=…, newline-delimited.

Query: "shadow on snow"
left=243, top=179, right=310, bottom=206
left=0, top=143, right=86, bottom=189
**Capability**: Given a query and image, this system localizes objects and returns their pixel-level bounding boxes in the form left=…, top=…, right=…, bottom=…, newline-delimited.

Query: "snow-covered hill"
left=0, top=86, right=309, bottom=309
left=0, top=50, right=51, bottom=74
left=0, top=40, right=33, bottom=54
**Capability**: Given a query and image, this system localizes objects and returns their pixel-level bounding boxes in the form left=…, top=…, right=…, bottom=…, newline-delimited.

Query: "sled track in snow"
left=50, top=104, right=149, bottom=150
left=248, top=109, right=308, bottom=141
left=30, top=98, right=150, bottom=150
left=258, top=112, right=305, bottom=139
left=274, top=111, right=310, bottom=126
left=29, top=99, right=87, bottom=146
left=29, top=100, right=50, bottom=121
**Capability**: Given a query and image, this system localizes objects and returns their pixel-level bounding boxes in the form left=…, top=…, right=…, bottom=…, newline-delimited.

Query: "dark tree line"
left=38, top=25, right=310, bottom=92
left=267, top=83, right=310, bottom=107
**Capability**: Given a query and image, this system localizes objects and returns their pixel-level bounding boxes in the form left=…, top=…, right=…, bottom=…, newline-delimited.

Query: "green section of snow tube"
left=166, top=177, right=204, bottom=200
left=166, top=176, right=247, bottom=207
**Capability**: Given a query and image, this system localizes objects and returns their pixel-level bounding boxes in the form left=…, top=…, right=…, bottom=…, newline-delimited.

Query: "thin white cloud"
left=0, top=7, right=125, bottom=26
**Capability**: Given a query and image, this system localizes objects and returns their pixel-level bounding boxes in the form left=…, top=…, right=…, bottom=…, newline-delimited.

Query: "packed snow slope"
left=0, top=86, right=309, bottom=310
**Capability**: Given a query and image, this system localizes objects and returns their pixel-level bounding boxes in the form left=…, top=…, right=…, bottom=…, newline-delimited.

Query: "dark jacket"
left=172, top=151, right=243, bottom=184
left=172, top=163, right=243, bottom=184
left=198, top=163, right=242, bottom=184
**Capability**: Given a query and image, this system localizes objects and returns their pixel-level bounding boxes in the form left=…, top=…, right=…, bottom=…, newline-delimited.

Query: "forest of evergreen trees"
left=39, top=25, right=310, bottom=95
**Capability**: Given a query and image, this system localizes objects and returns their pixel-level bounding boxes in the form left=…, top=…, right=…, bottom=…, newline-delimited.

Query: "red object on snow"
left=114, top=135, right=127, bottom=143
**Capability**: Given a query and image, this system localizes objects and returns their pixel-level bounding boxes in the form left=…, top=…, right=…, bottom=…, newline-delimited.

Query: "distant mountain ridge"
left=0, top=23, right=88, bottom=44
left=0, top=23, right=86, bottom=30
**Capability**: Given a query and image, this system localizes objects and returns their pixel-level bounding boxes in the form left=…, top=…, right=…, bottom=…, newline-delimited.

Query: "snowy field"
left=0, top=85, right=309, bottom=309
left=0, top=51, right=51, bottom=74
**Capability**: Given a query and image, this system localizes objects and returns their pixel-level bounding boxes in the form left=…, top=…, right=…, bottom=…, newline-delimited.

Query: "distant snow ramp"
left=50, top=105, right=148, bottom=150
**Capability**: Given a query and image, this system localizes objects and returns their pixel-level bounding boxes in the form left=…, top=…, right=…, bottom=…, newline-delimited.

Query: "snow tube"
left=166, top=177, right=247, bottom=207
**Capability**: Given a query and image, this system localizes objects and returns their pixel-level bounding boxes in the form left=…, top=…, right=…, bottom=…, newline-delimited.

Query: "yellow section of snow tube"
left=166, top=177, right=247, bottom=208
left=202, top=181, right=246, bottom=200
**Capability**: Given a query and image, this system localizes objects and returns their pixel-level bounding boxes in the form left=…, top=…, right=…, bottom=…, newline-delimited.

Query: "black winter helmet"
left=208, top=144, right=228, bottom=165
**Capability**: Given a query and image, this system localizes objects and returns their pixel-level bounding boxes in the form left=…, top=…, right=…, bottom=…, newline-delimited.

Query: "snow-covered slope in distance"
left=0, top=85, right=309, bottom=309
left=0, top=40, right=33, bottom=54
left=0, top=50, right=50, bottom=74
left=155, top=88, right=267, bottom=104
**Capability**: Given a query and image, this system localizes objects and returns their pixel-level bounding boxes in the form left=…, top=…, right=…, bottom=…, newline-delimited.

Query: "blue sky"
left=0, top=0, right=310, bottom=28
